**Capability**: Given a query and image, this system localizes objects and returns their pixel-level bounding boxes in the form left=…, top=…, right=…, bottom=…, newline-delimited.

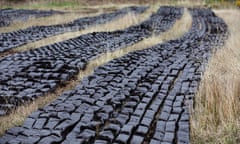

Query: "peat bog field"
left=0, top=2, right=238, bottom=144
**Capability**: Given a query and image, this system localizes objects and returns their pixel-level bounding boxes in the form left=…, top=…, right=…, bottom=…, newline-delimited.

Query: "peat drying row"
left=0, top=6, right=147, bottom=53
left=0, top=8, right=64, bottom=28
left=0, top=6, right=183, bottom=116
left=0, top=8, right=228, bottom=144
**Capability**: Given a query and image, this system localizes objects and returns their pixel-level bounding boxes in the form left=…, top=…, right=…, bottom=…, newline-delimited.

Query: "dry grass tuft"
left=0, top=8, right=192, bottom=136
left=191, top=9, right=240, bottom=144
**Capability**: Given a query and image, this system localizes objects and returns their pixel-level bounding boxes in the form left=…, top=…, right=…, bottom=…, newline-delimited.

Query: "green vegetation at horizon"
left=0, top=1, right=86, bottom=10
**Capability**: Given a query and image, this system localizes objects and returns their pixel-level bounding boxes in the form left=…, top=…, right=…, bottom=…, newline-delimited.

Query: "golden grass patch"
left=191, top=9, right=240, bottom=144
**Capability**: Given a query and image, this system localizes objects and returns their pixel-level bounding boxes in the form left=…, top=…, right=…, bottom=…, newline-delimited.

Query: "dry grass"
left=0, top=6, right=157, bottom=58
left=0, top=7, right=192, bottom=136
left=191, top=9, right=240, bottom=144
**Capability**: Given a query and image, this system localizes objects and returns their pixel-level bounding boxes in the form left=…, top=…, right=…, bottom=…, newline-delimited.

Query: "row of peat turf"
left=0, top=8, right=228, bottom=144
left=0, top=6, right=183, bottom=116
left=0, top=8, right=64, bottom=28
left=0, top=6, right=147, bottom=53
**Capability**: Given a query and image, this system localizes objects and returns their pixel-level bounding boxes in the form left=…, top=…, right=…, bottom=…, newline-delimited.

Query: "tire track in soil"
left=0, top=8, right=228, bottom=144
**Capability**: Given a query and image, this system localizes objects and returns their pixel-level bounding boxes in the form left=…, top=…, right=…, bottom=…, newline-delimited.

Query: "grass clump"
left=191, top=9, right=240, bottom=144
